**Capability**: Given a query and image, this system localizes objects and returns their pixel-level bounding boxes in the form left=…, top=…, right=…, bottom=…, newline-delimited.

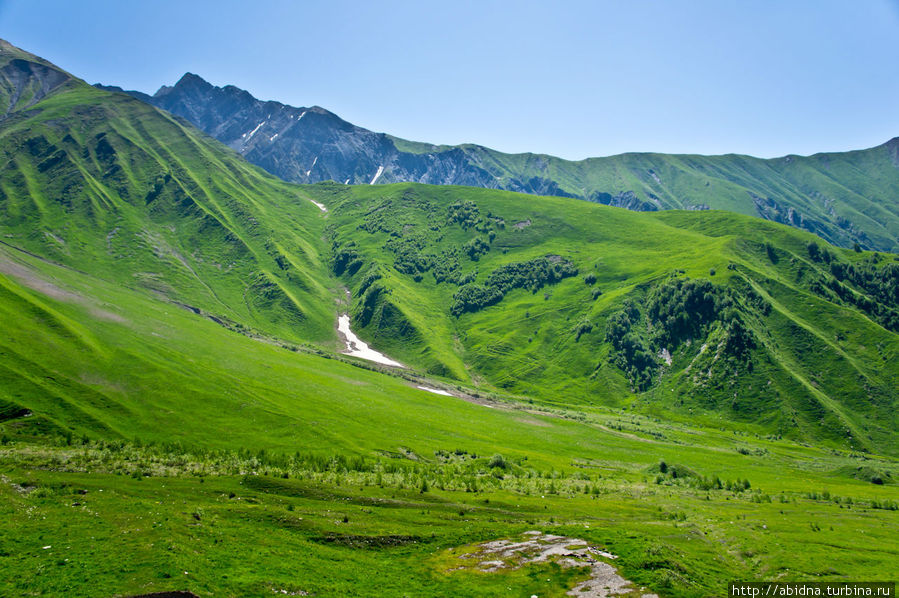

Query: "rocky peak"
left=0, top=38, right=74, bottom=117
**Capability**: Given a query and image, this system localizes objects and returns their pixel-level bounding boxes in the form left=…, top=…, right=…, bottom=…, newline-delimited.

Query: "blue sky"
left=1, top=0, right=897, bottom=160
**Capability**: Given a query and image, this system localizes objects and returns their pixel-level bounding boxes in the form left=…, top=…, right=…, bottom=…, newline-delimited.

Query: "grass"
left=0, top=41, right=898, bottom=597
left=1, top=245, right=898, bottom=596
left=309, top=182, right=899, bottom=456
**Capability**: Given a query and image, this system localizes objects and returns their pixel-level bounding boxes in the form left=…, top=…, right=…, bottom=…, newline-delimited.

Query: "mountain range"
left=99, top=73, right=899, bottom=252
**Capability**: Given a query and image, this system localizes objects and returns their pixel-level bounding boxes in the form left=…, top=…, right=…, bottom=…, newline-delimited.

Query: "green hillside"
left=105, top=66, right=899, bottom=252
left=1, top=40, right=898, bottom=597
left=455, top=141, right=899, bottom=252
left=0, top=41, right=337, bottom=347
left=312, top=182, right=899, bottom=455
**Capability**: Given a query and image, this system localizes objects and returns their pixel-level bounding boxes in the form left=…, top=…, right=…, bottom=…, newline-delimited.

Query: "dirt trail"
left=454, top=531, right=659, bottom=598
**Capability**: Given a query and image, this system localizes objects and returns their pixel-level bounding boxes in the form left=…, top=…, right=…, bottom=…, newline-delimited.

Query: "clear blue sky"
left=2, top=0, right=898, bottom=160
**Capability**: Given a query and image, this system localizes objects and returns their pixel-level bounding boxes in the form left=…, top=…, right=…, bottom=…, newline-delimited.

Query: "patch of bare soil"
left=455, top=531, right=659, bottom=597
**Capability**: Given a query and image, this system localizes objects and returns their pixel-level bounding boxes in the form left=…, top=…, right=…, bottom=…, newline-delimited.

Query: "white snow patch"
left=308, top=199, right=327, bottom=212
left=338, top=314, right=404, bottom=367
left=369, top=165, right=385, bottom=185
left=269, top=133, right=279, bottom=142
left=297, top=111, right=307, bottom=121
left=417, top=386, right=453, bottom=396
left=306, top=155, right=318, bottom=177
left=245, top=121, right=266, bottom=140
left=344, top=179, right=350, bottom=185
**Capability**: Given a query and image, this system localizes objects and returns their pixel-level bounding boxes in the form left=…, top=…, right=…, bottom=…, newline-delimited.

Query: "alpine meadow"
left=1, top=29, right=898, bottom=598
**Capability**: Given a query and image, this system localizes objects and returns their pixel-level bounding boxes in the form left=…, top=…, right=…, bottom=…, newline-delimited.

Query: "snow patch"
left=308, top=199, right=327, bottom=212
left=417, top=386, right=453, bottom=396
left=337, top=314, right=404, bottom=367
left=306, top=156, right=318, bottom=177
left=269, top=133, right=279, bottom=142
left=244, top=121, right=266, bottom=140
left=369, top=165, right=385, bottom=185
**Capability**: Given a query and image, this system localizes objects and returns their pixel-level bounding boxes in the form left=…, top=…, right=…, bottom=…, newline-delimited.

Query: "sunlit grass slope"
left=0, top=42, right=336, bottom=345
left=417, top=137, right=899, bottom=251
left=0, top=39, right=897, bottom=598
left=310, top=182, right=899, bottom=455
left=1, top=236, right=898, bottom=598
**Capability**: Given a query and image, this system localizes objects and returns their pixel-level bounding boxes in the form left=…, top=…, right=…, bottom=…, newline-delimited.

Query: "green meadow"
left=1, top=39, right=897, bottom=597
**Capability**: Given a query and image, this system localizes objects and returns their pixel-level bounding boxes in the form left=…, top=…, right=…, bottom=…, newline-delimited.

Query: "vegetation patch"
left=451, top=256, right=577, bottom=316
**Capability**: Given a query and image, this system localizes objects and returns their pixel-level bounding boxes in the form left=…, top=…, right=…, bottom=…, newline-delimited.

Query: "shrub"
left=463, top=237, right=490, bottom=261
left=574, top=320, right=593, bottom=341
left=488, top=454, right=508, bottom=470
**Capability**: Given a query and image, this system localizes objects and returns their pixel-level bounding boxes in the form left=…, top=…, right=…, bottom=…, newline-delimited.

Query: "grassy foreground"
left=1, top=245, right=897, bottom=597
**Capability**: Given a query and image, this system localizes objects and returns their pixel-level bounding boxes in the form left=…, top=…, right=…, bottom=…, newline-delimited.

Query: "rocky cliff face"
left=1, top=39, right=74, bottom=118
left=97, top=73, right=899, bottom=251
left=100, top=74, right=503, bottom=188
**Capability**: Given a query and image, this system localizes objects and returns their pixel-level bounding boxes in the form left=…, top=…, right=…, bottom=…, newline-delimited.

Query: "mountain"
left=99, top=73, right=899, bottom=252
left=1, top=43, right=337, bottom=347
left=2, top=40, right=899, bottom=597
left=313, top=182, right=899, bottom=455
left=4, top=38, right=898, bottom=454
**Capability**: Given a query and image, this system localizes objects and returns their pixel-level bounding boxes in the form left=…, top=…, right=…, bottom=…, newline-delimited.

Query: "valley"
left=0, top=38, right=897, bottom=597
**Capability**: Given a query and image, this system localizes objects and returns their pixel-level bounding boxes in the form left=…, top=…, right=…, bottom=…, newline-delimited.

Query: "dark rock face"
left=589, top=190, right=658, bottom=211
left=100, top=74, right=507, bottom=191
left=1, top=58, right=71, bottom=118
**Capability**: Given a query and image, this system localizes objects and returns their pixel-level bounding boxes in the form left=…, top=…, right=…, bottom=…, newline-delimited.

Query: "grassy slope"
left=451, top=139, right=899, bottom=252
left=0, top=44, right=336, bottom=346
left=310, top=182, right=899, bottom=456
left=1, top=240, right=898, bottom=598
left=388, top=126, right=899, bottom=251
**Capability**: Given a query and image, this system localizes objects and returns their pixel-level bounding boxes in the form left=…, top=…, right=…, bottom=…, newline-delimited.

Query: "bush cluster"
left=451, top=256, right=578, bottom=316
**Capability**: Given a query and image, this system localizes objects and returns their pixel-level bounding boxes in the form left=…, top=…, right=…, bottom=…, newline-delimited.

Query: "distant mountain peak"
left=0, top=38, right=75, bottom=116
left=96, top=68, right=899, bottom=251
left=155, top=71, right=212, bottom=97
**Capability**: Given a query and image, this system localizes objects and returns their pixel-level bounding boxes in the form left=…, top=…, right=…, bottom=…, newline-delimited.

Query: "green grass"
left=310, top=182, right=899, bottom=456
left=0, top=46, right=337, bottom=347
left=413, top=138, right=899, bottom=252
left=1, top=41, right=898, bottom=597
left=2, top=225, right=897, bottom=597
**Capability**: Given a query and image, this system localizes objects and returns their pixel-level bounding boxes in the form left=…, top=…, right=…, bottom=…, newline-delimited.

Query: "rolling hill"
left=1, top=39, right=898, bottom=597
left=311, top=182, right=899, bottom=455
left=4, top=37, right=899, bottom=455
left=100, top=72, right=899, bottom=252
